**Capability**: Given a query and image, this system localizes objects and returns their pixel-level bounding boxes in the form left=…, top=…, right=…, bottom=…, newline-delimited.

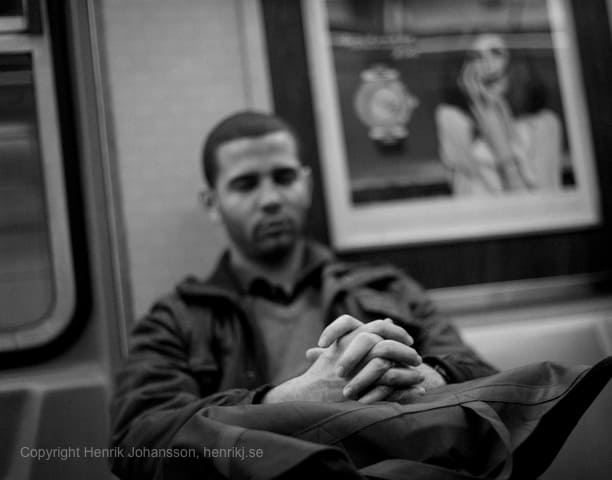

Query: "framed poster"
left=303, top=0, right=600, bottom=250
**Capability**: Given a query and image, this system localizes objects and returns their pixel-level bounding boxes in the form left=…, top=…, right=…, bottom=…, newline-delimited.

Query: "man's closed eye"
left=272, top=167, right=299, bottom=186
left=229, top=175, right=259, bottom=193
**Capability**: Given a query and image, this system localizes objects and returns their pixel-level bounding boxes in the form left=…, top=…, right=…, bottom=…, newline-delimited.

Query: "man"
left=110, top=111, right=497, bottom=478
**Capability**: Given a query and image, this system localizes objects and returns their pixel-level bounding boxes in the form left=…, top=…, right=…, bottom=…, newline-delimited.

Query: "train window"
left=0, top=26, right=75, bottom=352
left=0, top=54, right=53, bottom=329
left=0, top=1, right=26, bottom=33
left=0, top=0, right=24, bottom=16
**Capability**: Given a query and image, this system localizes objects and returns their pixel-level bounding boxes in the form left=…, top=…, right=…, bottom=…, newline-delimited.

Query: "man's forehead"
left=217, top=130, right=297, bottom=160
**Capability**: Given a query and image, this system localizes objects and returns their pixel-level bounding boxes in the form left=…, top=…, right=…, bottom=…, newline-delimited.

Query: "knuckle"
left=407, top=371, right=421, bottom=383
left=385, top=338, right=402, bottom=350
left=371, top=332, right=384, bottom=343
left=357, top=331, right=378, bottom=344
left=383, top=369, right=397, bottom=384
left=372, top=339, right=393, bottom=357
left=373, top=357, right=391, bottom=372
left=377, top=325, right=396, bottom=340
left=383, top=385, right=393, bottom=396
left=365, top=319, right=385, bottom=331
left=389, top=339, right=413, bottom=356
left=373, top=385, right=392, bottom=399
left=378, top=385, right=393, bottom=394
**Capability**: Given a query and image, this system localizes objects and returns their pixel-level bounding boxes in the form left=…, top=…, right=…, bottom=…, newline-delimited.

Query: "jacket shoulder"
left=130, top=280, right=221, bottom=350
left=326, top=259, right=422, bottom=291
left=325, top=260, right=435, bottom=318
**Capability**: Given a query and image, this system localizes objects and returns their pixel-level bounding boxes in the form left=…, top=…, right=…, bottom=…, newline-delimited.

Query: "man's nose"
left=258, top=177, right=282, bottom=212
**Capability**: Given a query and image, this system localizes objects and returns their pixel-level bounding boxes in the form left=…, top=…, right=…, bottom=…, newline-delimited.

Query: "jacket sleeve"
left=109, top=303, right=271, bottom=479
left=393, top=273, right=499, bottom=382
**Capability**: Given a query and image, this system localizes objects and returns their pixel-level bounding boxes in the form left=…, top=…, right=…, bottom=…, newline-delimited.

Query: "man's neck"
left=230, top=240, right=306, bottom=291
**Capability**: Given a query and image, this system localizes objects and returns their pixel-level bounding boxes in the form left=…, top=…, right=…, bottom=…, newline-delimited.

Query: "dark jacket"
left=110, top=245, right=497, bottom=478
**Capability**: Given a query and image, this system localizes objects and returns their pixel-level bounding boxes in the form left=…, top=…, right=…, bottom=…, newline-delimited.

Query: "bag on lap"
left=160, top=357, right=612, bottom=480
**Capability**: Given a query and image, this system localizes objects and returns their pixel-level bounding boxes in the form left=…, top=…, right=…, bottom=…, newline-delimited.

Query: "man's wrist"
left=262, top=374, right=319, bottom=403
left=262, top=380, right=298, bottom=404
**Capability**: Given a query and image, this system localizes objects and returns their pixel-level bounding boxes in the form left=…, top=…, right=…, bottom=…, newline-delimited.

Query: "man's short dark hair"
left=201, top=110, right=298, bottom=187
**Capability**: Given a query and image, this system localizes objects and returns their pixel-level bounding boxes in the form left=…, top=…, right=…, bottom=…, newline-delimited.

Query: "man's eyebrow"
left=227, top=171, right=258, bottom=182
left=228, top=166, right=298, bottom=178
left=272, top=165, right=300, bottom=172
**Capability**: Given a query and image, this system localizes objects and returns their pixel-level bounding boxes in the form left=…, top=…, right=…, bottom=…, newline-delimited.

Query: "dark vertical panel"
left=260, top=0, right=330, bottom=245
left=571, top=0, right=612, bottom=222
left=261, top=0, right=612, bottom=289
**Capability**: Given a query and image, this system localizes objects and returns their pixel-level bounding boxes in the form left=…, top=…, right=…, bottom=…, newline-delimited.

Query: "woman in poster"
left=436, top=34, right=563, bottom=196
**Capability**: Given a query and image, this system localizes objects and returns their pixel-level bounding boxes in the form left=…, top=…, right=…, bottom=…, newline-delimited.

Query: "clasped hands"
left=263, top=315, right=447, bottom=404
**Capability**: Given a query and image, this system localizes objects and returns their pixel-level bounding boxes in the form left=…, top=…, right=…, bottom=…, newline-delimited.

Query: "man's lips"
left=254, top=219, right=294, bottom=238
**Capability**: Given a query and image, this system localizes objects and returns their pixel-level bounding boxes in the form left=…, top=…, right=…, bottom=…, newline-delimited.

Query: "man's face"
left=211, top=130, right=311, bottom=263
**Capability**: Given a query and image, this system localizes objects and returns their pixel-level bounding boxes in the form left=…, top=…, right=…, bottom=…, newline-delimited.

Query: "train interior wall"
left=1, top=1, right=611, bottom=479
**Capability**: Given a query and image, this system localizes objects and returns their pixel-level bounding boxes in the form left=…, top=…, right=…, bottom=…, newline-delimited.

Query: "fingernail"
left=416, top=386, right=426, bottom=395
left=343, top=386, right=353, bottom=398
left=416, top=355, right=422, bottom=364
left=384, top=317, right=393, bottom=323
left=336, top=366, right=345, bottom=377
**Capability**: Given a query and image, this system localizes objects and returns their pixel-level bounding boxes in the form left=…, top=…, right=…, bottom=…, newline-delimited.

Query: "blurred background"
left=0, top=1, right=611, bottom=479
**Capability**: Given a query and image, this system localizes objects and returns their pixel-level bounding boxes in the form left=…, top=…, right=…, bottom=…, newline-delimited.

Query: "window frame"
left=0, top=0, right=41, bottom=34
left=0, top=31, right=76, bottom=352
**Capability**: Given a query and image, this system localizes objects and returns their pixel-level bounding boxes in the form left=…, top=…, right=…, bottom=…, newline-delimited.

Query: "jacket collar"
left=176, top=239, right=403, bottom=326
left=176, top=240, right=334, bottom=303
left=231, top=241, right=335, bottom=301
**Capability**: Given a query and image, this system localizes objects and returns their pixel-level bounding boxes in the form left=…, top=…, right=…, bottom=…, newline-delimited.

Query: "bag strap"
left=462, top=401, right=513, bottom=479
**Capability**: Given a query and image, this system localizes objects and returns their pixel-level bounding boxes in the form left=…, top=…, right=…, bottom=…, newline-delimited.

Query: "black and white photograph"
left=1, top=1, right=611, bottom=480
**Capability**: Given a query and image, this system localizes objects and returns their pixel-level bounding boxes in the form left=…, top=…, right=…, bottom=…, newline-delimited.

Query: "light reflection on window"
left=0, top=53, right=54, bottom=330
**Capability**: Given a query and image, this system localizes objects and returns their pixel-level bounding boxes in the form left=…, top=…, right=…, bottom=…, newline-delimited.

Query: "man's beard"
left=251, top=218, right=298, bottom=265
left=255, top=241, right=295, bottom=265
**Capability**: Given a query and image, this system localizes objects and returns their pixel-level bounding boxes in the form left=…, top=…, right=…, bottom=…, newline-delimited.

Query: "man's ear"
left=199, top=188, right=221, bottom=223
